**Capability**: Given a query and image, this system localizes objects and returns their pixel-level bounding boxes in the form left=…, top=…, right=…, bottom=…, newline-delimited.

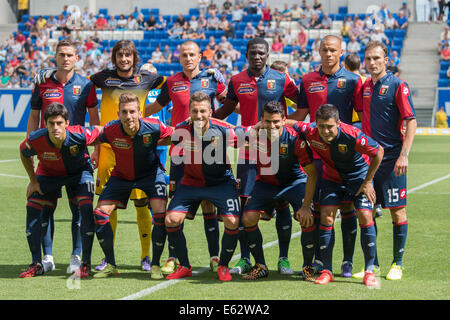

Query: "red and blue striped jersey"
left=20, top=125, right=100, bottom=177
left=156, top=70, right=227, bottom=127
left=355, top=73, right=416, bottom=155
left=99, top=118, right=173, bottom=181
left=236, top=126, right=313, bottom=187
left=298, top=67, right=363, bottom=124
left=172, top=119, right=237, bottom=187
left=293, top=121, right=380, bottom=185
left=227, top=67, right=299, bottom=126
left=30, top=72, right=98, bottom=128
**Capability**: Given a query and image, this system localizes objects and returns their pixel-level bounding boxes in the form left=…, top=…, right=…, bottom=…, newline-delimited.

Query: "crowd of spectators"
left=1, top=1, right=412, bottom=89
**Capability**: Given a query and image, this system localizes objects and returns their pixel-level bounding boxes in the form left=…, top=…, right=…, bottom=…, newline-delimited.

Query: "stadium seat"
left=438, top=79, right=449, bottom=87
left=394, top=29, right=406, bottom=39
left=338, top=6, right=348, bottom=14
left=98, top=8, right=108, bottom=16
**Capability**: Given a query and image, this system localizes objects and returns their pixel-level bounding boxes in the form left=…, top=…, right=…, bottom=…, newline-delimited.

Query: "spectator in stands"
left=127, top=14, right=138, bottom=30
left=319, top=13, right=332, bottom=29
left=377, top=3, right=390, bottom=23
left=395, top=11, right=409, bottom=30
left=207, top=12, right=220, bottom=30
left=281, top=3, right=292, bottom=21
left=271, top=35, right=283, bottom=53
left=0, top=45, right=6, bottom=64
left=359, top=28, right=372, bottom=46
left=347, top=36, right=361, bottom=54
left=247, top=0, right=259, bottom=14
left=297, top=26, right=308, bottom=47
left=95, top=14, right=109, bottom=30
left=400, top=1, right=412, bottom=19
left=350, top=18, right=364, bottom=38
left=198, top=0, right=209, bottom=16
left=150, top=46, right=164, bottom=64
left=36, top=16, right=47, bottom=32
left=208, top=2, right=219, bottom=15
left=0, top=69, right=11, bottom=88
left=156, top=15, right=167, bottom=30
left=168, top=22, right=184, bottom=39
left=231, top=4, right=246, bottom=22
left=25, top=15, right=36, bottom=31
left=387, top=50, right=401, bottom=76
left=255, top=20, right=266, bottom=37
left=341, top=16, right=352, bottom=37
left=207, top=36, right=218, bottom=51
left=18, top=0, right=29, bottom=22
left=226, top=43, right=241, bottom=62
left=311, top=46, right=321, bottom=63
left=46, top=15, right=58, bottom=31
left=371, top=26, right=390, bottom=45
left=291, top=4, right=303, bottom=21
left=56, top=14, right=67, bottom=31
left=363, top=14, right=374, bottom=31
left=145, top=15, right=158, bottom=31
left=440, top=42, right=450, bottom=60
left=15, top=30, right=26, bottom=45
left=439, top=30, right=450, bottom=53
left=265, top=21, right=275, bottom=38
left=172, top=45, right=181, bottom=62
left=310, top=13, right=322, bottom=29
left=243, top=22, right=256, bottom=39
left=222, top=19, right=235, bottom=38
left=83, top=12, right=97, bottom=30
left=175, top=14, right=187, bottom=27
left=303, top=5, right=315, bottom=18
left=202, top=44, right=216, bottom=62
left=218, top=36, right=231, bottom=52
left=117, top=14, right=128, bottom=30
left=161, top=45, right=172, bottom=63
left=313, top=0, right=324, bottom=13
left=223, top=0, right=233, bottom=14
left=299, top=44, right=311, bottom=62
left=108, top=15, right=118, bottom=30
left=262, top=5, right=272, bottom=22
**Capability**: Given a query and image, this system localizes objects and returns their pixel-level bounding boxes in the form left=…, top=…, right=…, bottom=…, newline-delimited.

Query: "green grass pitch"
left=0, top=133, right=449, bottom=301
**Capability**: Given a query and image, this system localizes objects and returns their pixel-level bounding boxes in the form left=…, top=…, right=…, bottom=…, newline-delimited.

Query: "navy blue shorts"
left=30, top=171, right=95, bottom=205
left=99, top=169, right=167, bottom=209
left=244, top=179, right=305, bottom=219
left=320, top=178, right=374, bottom=211
left=167, top=180, right=240, bottom=220
left=374, top=158, right=407, bottom=209
left=236, top=163, right=257, bottom=198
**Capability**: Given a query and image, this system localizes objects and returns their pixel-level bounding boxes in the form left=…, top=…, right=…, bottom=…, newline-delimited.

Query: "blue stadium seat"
left=438, top=79, right=449, bottom=87
left=98, top=8, right=108, bottom=16
left=141, top=8, right=150, bottom=16
left=394, top=29, right=406, bottom=39
left=338, top=6, right=348, bottom=14
left=439, top=70, right=448, bottom=79
left=385, top=29, right=394, bottom=39
left=441, top=61, right=450, bottom=70
left=21, top=14, right=29, bottom=22
left=189, top=8, right=199, bottom=16
left=335, top=13, right=345, bottom=21
left=150, top=9, right=159, bottom=16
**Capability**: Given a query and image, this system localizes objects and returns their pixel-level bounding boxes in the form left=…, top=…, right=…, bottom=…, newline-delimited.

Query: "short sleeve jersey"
left=98, top=118, right=173, bottom=181
left=20, top=125, right=100, bottom=176
left=30, top=73, right=98, bottom=128
left=354, top=72, right=416, bottom=155
left=293, top=121, right=380, bottom=186
left=90, top=69, right=165, bottom=126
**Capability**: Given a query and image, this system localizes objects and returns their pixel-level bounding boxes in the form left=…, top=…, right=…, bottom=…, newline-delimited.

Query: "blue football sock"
left=94, top=209, right=116, bottom=266
left=360, top=222, right=377, bottom=271
left=301, top=225, right=316, bottom=267
left=313, top=210, right=322, bottom=263
left=79, top=199, right=95, bottom=263
left=41, top=204, right=56, bottom=256
left=166, top=224, right=190, bottom=268
left=203, top=211, right=220, bottom=257
left=244, top=224, right=266, bottom=265
left=340, top=210, right=357, bottom=263
left=151, top=212, right=167, bottom=266
left=26, top=200, right=44, bottom=263
left=319, top=224, right=334, bottom=272
left=69, top=200, right=82, bottom=257
left=393, top=221, right=408, bottom=265
left=275, top=205, right=292, bottom=259
left=219, top=227, right=239, bottom=267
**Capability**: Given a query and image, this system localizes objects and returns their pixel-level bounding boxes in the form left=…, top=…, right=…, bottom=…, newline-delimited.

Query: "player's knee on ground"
left=241, top=211, right=260, bottom=227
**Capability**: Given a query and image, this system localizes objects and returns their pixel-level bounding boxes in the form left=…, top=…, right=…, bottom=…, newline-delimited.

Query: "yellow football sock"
left=110, top=209, right=118, bottom=246
left=136, top=205, right=152, bottom=260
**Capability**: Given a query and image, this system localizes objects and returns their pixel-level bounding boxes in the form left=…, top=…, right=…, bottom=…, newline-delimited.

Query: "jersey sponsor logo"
left=402, top=86, right=409, bottom=96
left=360, top=136, right=367, bottom=146
left=310, top=139, right=327, bottom=150
left=201, top=79, right=209, bottom=88
left=105, top=78, right=123, bottom=86
left=143, top=133, right=152, bottom=145
left=363, top=87, right=372, bottom=97
left=73, top=85, right=81, bottom=96
left=379, top=85, right=389, bottom=96
left=41, top=152, right=60, bottom=161
left=267, top=79, right=276, bottom=90
left=308, top=83, right=326, bottom=93
left=43, top=89, right=62, bottom=99
left=112, top=138, right=131, bottom=149
left=69, top=145, right=79, bottom=156
left=237, top=86, right=256, bottom=94
left=171, top=84, right=189, bottom=93
left=338, top=143, right=348, bottom=153
left=400, top=188, right=407, bottom=199
left=337, top=78, right=347, bottom=89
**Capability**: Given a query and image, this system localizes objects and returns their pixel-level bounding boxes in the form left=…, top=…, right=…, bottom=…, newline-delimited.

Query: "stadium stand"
left=0, top=1, right=410, bottom=89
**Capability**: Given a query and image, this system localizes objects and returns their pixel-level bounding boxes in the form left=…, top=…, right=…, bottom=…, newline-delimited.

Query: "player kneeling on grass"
left=238, top=101, right=318, bottom=280
left=92, top=92, right=174, bottom=279
left=290, top=104, right=384, bottom=287
left=19, top=103, right=101, bottom=278
left=165, top=91, right=241, bottom=282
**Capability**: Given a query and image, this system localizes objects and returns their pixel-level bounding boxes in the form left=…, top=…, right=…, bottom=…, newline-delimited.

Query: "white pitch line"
left=0, top=159, right=19, bottom=163
left=118, top=172, right=450, bottom=300
left=119, top=230, right=302, bottom=300
left=0, top=173, right=28, bottom=179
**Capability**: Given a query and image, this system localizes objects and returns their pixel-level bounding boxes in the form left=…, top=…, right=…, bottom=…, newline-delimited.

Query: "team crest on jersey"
left=308, top=83, right=326, bottom=93
left=338, top=144, right=348, bottom=153
left=172, top=85, right=189, bottom=93
left=112, top=138, right=131, bottom=149
left=43, top=89, right=62, bottom=99
left=73, top=85, right=81, bottom=96
left=69, top=145, right=79, bottom=156
left=201, top=79, right=209, bottom=88
left=337, top=78, right=347, bottom=89
left=134, top=75, right=142, bottom=84
left=267, top=80, right=276, bottom=90
left=143, top=134, right=152, bottom=145
left=42, top=152, right=59, bottom=161
left=310, top=140, right=327, bottom=151
left=379, top=85, right=389, bottom=96
left=105, top=78, right=123, bottom=86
